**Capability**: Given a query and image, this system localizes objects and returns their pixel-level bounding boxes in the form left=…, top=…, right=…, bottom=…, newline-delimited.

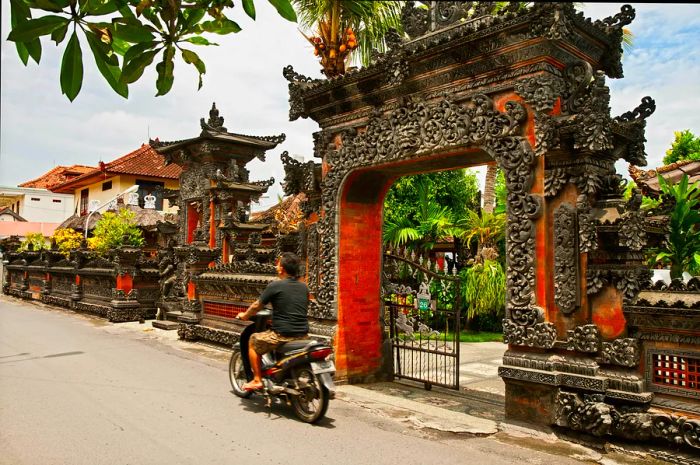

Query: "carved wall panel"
left=554, top=203, right=579, bottom=314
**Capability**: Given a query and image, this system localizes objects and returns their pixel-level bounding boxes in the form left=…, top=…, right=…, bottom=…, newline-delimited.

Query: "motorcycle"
left=229, top=309, right=336, bottom=423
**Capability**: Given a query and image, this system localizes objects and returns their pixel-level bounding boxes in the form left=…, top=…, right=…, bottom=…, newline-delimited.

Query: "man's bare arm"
left=237, top=300, right=264, bottom=321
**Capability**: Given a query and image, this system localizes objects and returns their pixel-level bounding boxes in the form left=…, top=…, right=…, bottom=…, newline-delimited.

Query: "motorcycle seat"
left=275, top=339, right=318, bottom=356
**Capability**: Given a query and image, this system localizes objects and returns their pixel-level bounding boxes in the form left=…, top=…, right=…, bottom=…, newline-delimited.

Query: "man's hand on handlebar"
left=236, top=312, right=249, bottom=321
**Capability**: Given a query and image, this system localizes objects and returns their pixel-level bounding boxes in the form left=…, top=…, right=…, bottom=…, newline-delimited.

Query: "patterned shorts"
left=250, top=330, right=307, bottom=355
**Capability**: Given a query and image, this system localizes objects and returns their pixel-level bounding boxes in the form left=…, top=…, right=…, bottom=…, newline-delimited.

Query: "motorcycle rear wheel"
left=229, top=350, right=252, bottom=399
left=290, top=366, right=329, bottom=423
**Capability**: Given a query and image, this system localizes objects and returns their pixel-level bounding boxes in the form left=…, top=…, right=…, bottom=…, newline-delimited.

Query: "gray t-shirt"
left=259, top=277, right=309, bottom=336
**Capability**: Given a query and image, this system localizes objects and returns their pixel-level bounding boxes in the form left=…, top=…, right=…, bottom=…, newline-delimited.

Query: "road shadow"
left=230, top=390, right=337, bottom=428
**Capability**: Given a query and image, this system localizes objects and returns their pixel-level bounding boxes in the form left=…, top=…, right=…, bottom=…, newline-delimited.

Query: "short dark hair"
left=279, top=252, right=301, bottom=277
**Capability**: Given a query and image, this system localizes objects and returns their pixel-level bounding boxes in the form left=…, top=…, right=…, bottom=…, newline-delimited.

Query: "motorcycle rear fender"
left=318, top=372, right=336, bottom=399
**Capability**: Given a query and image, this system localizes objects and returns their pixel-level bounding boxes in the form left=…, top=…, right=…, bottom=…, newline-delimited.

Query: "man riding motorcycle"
left=236, top=252, right=309, bottom=391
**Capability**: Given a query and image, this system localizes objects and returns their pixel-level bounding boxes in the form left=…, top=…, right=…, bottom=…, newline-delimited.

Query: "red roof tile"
left=50, top=144, right=182, bottom=193
left=19, top=165, right=95, bottom=189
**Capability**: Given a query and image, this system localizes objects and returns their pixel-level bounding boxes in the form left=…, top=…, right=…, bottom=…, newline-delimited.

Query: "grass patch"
left=457, top=331, right=503, bottom=343
left=398, top=331, right=503, bottom=343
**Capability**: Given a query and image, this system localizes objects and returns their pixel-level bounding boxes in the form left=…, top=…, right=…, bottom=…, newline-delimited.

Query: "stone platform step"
left=152, top=320, right=181, bottom=330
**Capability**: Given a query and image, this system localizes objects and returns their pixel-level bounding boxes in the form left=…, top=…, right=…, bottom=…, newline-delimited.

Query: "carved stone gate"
left=280, top=2, right=699, bottom=451
left=383, top=250, right=461, bottom=390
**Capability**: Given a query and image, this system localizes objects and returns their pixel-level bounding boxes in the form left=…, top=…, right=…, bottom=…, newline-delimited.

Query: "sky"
left=1, top=2, right=699, bottom=211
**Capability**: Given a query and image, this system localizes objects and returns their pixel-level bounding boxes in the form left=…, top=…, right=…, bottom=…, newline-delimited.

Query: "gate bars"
left=382, top=249, right=461, bottom=390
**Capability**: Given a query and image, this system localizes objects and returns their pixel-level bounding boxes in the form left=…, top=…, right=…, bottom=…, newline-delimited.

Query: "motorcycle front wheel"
left=290, top=366, right=329, bottom=423
left=229, top=350, right=252, bottom=398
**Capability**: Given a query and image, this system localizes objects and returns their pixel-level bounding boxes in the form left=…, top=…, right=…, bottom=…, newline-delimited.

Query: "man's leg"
left=243, top=335, right=266, bottom=391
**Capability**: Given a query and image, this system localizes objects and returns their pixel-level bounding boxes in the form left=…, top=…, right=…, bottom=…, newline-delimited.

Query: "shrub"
left=655, top=174, right=700, bottom=278
left=460, top=259, right=506, bottom=321
left=51, top=228, right=82, bottom=257
left=87, top=209, right=144, bottom=255
left=18, top=232, right=48, bottom=252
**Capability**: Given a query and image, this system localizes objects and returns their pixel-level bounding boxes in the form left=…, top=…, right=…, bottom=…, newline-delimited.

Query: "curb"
left=336, top=384, right=498, bottom=435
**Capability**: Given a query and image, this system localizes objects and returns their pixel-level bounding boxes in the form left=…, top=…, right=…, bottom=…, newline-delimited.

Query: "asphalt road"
left=0, top=297, right=630, bottom=465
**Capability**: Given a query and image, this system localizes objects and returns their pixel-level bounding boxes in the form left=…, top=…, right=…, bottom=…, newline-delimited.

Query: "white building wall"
left=0, top=187, right=74, bottom=223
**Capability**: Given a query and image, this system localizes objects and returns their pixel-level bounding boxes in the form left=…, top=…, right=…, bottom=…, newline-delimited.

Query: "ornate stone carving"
left=503, top=320, right=556, bottom=349
left=618, top=189, right=646, bottom=251
left=576, top=195, right=597, bottom=253
left=586, top=267, right=651, bottom=303
left=599, top=338, right=639, bottom=367
left=555, top=390, right=700, bottom=451
left=514, top=75, right=565, bottom=114
left=573, top=72, right=613, bottom=153
left=200, top=102, right=226, bottom=132
left=565, top=324, right=600, bottom=353
left=554, top=203, right=579, bottom=314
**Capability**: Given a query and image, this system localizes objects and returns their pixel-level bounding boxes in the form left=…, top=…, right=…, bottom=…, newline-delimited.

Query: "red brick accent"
left=335, top=171, right=392, bottom=380
left=203, top=301, right=247, bottom=319
left=116, top=274, right=133, bottom=293
left=186, top=203, right=199, bottom=244
left=209, top=200, right=216, bottom=248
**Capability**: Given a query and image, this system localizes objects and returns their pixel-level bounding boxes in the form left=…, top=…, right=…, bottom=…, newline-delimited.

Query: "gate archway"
left=280, top=2, right=673, bottom=446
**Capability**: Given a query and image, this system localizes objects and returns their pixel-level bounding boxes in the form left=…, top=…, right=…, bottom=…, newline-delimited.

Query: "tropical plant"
left=455, top=210, right=506, bottom=261
left=7, top=0, right=297, bottom=100
left=383, top=178, right=456, bottom=251
left=654, top=174, right=700, bottom=278
left=460, top=259, right=505, bottom=320
left=293, top=0, right=403, bottom=77
left=18, top=232, right=49, bottom=252
left=51, top=227, right=83, bottom=257
left=662, top=130, right=700, bottom=165
left=87, top=209, right=145, bottom=255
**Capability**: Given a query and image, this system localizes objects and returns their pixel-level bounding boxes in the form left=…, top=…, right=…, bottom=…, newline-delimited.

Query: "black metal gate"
left=382, top=249, right=461, bottom=390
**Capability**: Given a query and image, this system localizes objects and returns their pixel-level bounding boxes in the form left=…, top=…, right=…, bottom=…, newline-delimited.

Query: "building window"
left=102, top=181, right=112, bottom=191
left=648, top=350, right=700, bottom=400
left=52, top=199, right=62, bottom=203
left=136, top=180, right=165, bottom=210
left=80, top=188, right=89, bottom=216
left=30, top=197, right=40, bottom=202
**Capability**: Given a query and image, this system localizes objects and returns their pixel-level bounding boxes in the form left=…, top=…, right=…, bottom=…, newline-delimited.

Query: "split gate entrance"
left=382, top=249, right=461, bottom=390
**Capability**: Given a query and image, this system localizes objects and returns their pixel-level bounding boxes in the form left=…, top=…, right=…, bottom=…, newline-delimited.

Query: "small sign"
left=416, top=282, right=431, bottom=312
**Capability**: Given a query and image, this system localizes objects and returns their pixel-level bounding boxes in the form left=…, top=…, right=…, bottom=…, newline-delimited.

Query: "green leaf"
left=9, top=0, right=34, bottom=65
left=184, top=36, right=218, bottom=46
left=7, top=15, right=69, bottom=42
left=15, top=41, right=30, bottom=65
left=111, top=37, right=130, bottom=56
left=85, top=30, right=128, bottom=98
left=155, top=45, right=175, bottom=96
left=242, top=0, right=256, bottom=20
left=50, top=21, right=68, bottom=44
left=140, top=7, right=163, bottom=30
left=199, top=17, right=241, bottom=34
left=60, top=31, right=83, bottom=101
left=123, top=40, right=157, bottom=64
left=121, top=48, right=159, bottom=84
left=183, top=8, right=206, bottom=28
left=31, top=0, right=66, bottom=12
left=267, top=0, right=297, bottom=22
left=84, top=0, right=121, bottom=15
left=25, top=38, right=42, bottom=64
left=181, top=48, right=205, bottom=89
left=111, top=21, right=155, bottom=43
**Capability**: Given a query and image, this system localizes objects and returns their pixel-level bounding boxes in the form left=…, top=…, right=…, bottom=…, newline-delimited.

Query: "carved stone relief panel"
left=554, top=203, right=579, bottom=314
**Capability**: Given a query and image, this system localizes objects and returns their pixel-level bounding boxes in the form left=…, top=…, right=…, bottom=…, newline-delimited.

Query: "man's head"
left=277, top=252, right=301, bottom=278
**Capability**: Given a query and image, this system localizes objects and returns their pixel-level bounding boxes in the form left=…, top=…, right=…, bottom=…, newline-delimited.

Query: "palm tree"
left=292, top=0, right=403, bottom=77
left=383, top=178, right=455, bottom=251
left=455, top=209, right=506, bottom=263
